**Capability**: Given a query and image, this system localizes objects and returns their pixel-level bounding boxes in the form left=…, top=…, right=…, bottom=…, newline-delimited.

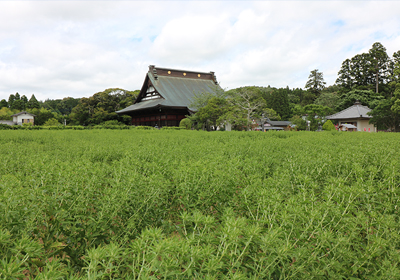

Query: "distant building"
left=338, top=123, right=357, bottom=132
left=5, top=111, right=36, bottom=125
left=116, top=65, right=221, bottom=127
left=326, top=101, right=376, bottom=132
left=264, top=119, right=291, bottom=131
left=254, top=118, right=291, bottom=131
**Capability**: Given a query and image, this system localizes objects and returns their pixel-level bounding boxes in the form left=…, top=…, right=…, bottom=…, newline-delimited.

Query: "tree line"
left=0, top=89, right=138, bottom=126
left=189, top=42, right=400, bottom=131
left=1, top=42, right=399, bottom=130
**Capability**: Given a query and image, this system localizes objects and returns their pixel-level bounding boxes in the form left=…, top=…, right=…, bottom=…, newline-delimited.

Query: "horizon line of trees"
left=1, top=42, right=399, bottom=131
left=188, top=42, right=400, bottom=131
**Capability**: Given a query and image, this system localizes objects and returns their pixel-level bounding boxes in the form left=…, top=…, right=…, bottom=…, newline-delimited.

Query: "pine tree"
left=8, top=94, right=15, bottom=108
left=27, top=94, right=40, bottom=109
left=368, top=42, right=390, bottom=94
left=0, top=99, right=8, bottom=109
left=305, top=69, right=326, bottom=95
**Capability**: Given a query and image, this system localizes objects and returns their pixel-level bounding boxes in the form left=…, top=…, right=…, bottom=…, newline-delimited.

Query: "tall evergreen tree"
left=336, top=59, right=353, bottom=90
left=263, top=87, right=291, bottom=120
left=8, top=94, right=15, bottom=108
left=21, top=95, right=28, bottom=110
left=27, top=94, right=40, bottom=109
left=368, top=42, right=390, bottom=94
left=336, top=42, right=392, bottom=97
left=0, top=99, right=8, bottom=109
left=305, top=69, right=326, bottom=95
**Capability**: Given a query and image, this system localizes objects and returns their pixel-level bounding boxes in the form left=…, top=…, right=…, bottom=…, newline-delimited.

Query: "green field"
left=1, top=130, right=400, bottom=279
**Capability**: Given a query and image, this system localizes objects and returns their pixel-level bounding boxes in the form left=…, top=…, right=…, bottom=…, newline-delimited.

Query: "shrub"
left=161, top=126, right=184, bottom=130
left=43, top=118, right=61, bottom=126
left=133, top=126, right=153, bottom=130
left=179, top=118, right=192, bottom=129
left=322, top=119, right=336, bottom=131
left=0, top=124, right=13, bottom=130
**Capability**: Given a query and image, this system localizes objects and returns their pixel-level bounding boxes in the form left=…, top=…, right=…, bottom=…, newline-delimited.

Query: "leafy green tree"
left=322, top=119, right=336, bottom=131
left=305, top=69, right=326, bottom=96
left=369, top=98, right=400, bottom=132
left=42, top=98, right=61, bottom=112
left=368, top=59, right=400, bottom=132
left=190, top=86, right=225, bottom=110
left=336, top=89, right=381, bottom=111
left=291, top=88, right=306, bottom=105
left=193, top=97, right=229, bottom=131
left=70, top=88, right=138, bottom=125
left=58, top=97, right=79, bottom=114
left=28, top=108, right=57, bottom=125
left=226, top=87, right=266, bottom=130
left=27, top=94, right=40, bottom=109
left=314, top=92, right=340, bottom=111
left=43, top=118, right=61, bottom=126
left=391, top=87, right=400, bottom=114
left=262, top=108, right=281, bottom=121
left=14, top=92, right=20, bottom=100
left=289, top=115, right=307, bottom=130
left=262, top=87, right=291, bottom=119
left=291, top=104, right=305, bottom=116
left=0, top=107, right=18, bottom=120
left=0, top=99, right=7, bottom=109
left=303, top=104, right=331, bottom=131
left=391, top=63, right=400, bottom=115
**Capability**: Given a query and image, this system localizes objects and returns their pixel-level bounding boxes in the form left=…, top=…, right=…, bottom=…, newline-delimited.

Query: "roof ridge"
left=152, top=66, right=214, bottom=75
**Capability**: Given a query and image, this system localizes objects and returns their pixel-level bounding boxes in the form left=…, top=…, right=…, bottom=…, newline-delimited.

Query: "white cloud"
left=0, top=1, right=400, bottom=101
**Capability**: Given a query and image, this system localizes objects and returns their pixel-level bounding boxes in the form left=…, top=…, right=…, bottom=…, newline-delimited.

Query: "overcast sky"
left=1, top=1, right=400, bottom=101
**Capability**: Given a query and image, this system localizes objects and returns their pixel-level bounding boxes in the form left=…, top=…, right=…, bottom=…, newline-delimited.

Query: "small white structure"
left=326, top=101, right=376, bottom=132
left=11, top=111, right=36, bottom=125
left=338, top=123, right=357, bottom=132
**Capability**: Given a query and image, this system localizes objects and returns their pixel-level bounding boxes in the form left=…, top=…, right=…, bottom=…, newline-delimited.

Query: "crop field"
left=0, top=130, right=400, bottom=279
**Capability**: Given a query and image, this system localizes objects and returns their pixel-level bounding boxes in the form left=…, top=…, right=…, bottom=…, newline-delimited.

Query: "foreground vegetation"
left=1, top=130, right=399, bottom=279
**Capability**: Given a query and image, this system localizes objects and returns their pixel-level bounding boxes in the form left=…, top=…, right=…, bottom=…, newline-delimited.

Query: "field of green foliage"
left=1, top=130, right=400, bottom=279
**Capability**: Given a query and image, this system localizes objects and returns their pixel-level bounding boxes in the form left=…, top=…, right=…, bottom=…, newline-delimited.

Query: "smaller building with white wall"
left=326, top=101, right=376, bottom=132
left=11, top=111, right=36, bottom=125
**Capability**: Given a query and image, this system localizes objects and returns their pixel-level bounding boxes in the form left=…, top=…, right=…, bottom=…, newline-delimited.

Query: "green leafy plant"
left=0, top=130, right=399, bottom=278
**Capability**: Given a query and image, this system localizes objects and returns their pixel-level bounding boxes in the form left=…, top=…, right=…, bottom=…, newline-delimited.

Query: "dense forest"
left=1, top=42, right=399, bottom=131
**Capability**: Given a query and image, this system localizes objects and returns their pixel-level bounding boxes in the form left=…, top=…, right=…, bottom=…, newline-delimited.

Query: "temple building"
left=116, top=65, right=220, bottom=127
left=326, top=100, right=377, bottom=132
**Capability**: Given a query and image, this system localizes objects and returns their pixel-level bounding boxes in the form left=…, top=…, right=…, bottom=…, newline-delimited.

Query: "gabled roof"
left=11, top=111, right=36, bottom=117
left=326, top=101, right=371, bottom=120
left=116, top=65, right=220, bottom=114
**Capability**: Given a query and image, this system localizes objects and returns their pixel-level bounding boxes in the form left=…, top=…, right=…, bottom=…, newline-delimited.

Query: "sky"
left=0, top=1, right=400, bottom=102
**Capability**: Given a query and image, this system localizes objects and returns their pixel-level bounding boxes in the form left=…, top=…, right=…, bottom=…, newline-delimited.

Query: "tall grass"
left=0, top=130, right=399, bottom=279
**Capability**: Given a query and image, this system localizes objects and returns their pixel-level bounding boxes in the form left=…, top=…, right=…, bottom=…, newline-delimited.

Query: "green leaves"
left=1, top=130, right=400, bottom=278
